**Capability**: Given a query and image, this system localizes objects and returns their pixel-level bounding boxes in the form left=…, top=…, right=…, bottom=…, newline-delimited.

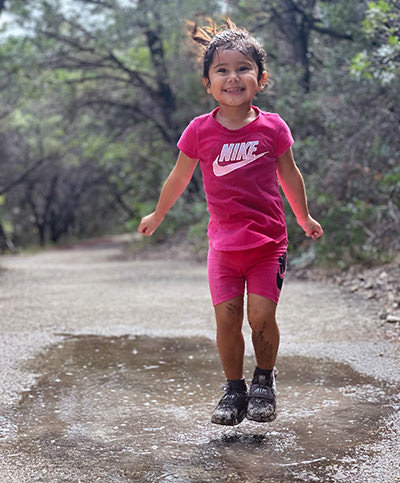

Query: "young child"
left=138, top=19, right=323, bottom=426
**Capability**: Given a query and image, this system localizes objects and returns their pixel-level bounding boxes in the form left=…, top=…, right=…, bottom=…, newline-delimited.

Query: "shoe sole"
left=211, top=408, right=247, bottom=426
left=246, top=411, right=277, bottom=423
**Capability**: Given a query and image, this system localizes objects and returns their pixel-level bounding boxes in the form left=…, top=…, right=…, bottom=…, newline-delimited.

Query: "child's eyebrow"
left=213, top=60, right=254, bottom=68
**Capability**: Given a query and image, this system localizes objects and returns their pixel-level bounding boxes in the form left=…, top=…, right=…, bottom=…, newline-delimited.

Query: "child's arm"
left=138, top=151, right=198, bottom=236
left=277, top=148, right=323, bottom=240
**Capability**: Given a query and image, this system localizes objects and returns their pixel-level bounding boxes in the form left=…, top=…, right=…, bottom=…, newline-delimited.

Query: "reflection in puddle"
left=3, top=335, right=399, bottom=481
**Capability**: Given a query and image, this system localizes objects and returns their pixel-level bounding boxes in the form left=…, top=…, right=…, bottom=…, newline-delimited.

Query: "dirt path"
left=0, top=237, right=399, bottom=481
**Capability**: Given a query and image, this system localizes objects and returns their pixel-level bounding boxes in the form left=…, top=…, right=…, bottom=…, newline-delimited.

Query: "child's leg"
left=246, top=293, right=279, bottom=422
left=214, top=295, right=245, bottom=380
left=211, top=295, right=248, bottom=425
left=247, top=293, right=279, bottom=370
left=207, top=247, right=248, bottom=425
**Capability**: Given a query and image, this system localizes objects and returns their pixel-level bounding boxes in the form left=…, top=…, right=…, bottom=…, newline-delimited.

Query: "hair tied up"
left=188, top=18, right=238, bottom=49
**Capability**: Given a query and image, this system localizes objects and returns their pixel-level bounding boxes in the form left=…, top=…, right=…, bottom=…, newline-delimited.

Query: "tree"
left=351, top=0, right=400, bottom=84
left=6, top=0, right=218, bottom=148
left=230, top=0, right=355, bottom=93
left=0, top=1, right=398, bottom=262
left=0, top=0, right=219, bottom=246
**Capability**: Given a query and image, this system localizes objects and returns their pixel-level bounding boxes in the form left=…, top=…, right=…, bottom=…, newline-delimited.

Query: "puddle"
left=1, top=335, right=399, bottom=482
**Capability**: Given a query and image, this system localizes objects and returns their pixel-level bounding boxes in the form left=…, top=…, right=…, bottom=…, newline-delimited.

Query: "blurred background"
left=0, top=0, right=399, bottom=267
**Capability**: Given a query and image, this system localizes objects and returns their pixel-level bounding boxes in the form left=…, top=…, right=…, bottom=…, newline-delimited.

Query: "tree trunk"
left=0, top=222, right=16, bottom=253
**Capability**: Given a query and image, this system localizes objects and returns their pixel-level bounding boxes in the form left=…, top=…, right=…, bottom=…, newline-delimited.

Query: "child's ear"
left=202, top=77, right=211, bottom=93
left=258, top=71, right=268, bottom=90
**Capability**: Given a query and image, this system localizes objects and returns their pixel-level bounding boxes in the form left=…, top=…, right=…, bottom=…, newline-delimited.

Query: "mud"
left=1, top=334, right=399, bottom=482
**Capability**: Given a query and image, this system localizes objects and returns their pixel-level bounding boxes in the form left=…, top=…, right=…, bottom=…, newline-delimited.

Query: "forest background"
left=0, top=0, right=399, bottom=269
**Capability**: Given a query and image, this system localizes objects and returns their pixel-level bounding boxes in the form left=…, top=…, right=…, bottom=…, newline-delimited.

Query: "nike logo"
left=212, top=141, right=269, bottom=177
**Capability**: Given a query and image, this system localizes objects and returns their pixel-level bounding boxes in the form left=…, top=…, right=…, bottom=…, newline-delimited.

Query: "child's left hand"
left=298, top=215, right=324, bottom=240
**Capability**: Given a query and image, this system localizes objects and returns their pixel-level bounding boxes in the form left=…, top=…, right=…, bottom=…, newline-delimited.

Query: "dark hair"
left=189, top=18, right=267, bottom=81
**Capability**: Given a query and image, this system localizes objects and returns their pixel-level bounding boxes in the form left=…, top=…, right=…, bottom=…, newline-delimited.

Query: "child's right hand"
left=137, top=212, right=163, bottom=236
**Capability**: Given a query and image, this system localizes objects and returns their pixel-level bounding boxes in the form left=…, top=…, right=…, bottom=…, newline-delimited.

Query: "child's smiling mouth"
left=224, top=87, right=245, bottom=93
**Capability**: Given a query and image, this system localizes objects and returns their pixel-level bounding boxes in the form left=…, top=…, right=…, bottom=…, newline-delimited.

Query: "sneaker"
left=211, top=380, right=248, bottom=426
left=246, top=372, right=277, bottom=422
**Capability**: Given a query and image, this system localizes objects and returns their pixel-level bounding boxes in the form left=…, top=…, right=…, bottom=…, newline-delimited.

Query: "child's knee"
left=248, top=315, right=275, bottom=334
left=215, top=297, right=243, bottom=322
left=247, top=295, right=277, bottom=333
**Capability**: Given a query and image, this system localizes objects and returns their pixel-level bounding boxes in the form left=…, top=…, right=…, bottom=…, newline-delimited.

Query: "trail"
left=0, top=236, right=399, bottom=482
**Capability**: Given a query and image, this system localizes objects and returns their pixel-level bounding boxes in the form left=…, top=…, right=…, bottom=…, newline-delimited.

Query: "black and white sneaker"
left=246, top=371, right=277, bottom=422
left=211, top=379, right=248, bottom=426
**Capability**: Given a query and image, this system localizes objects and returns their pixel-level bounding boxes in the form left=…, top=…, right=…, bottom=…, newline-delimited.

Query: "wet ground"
left=2, top=334, right=399, bottom=482
left=1, top=237, right=400, bottom=481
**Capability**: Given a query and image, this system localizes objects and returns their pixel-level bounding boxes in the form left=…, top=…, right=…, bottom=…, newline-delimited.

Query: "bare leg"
left=214, top=295, right=244, bottom=380
left=246, top=293, right=279, bottom=422
left=247, top=293, right=280, bottom=370
left=212, top=295, right=247, bottom=425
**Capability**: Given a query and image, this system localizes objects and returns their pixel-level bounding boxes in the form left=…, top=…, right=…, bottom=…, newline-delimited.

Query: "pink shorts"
left=207, top=242, right=288, bottom=306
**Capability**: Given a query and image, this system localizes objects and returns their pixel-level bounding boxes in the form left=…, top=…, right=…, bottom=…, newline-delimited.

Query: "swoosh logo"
left=213, top=151, right=269, bottom=177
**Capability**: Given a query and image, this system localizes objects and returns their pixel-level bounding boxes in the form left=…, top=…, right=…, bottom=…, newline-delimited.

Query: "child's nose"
left=227, top=71, right=239, bottom=82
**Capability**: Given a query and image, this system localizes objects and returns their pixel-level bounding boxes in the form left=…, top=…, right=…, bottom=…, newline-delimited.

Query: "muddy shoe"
left=211, top=379, right=248, bottom=426
left=246, top=373, right=276, bottom=423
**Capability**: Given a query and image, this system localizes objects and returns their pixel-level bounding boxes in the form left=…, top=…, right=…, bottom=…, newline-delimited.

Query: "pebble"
left=386, top=314, right=400, bottom=324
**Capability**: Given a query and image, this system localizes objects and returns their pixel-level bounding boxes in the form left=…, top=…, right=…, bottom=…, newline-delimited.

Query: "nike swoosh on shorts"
left=213, top=151, right=269, bottom=177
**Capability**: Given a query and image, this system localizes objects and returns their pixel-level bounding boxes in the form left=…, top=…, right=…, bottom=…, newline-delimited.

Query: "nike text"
left=216, top=141, right=259, bottom=163
left=213, top=141, right=269, bottom=177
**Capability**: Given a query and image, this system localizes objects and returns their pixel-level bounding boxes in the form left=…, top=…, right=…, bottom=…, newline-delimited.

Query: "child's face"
left=203, top=49, right=267, bottom=108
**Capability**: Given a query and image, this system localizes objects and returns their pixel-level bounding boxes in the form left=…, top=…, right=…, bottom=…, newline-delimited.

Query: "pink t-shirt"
left=177, top=106, right=294, bottom=251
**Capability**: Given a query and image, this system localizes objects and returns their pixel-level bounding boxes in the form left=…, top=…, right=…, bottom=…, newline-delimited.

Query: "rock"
left=386, top=314, right=400, bottom=324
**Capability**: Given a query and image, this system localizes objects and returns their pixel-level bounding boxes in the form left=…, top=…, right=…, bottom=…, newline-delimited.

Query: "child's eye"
left=240, top=66, right=249, bottom=71
left=217, top=68, right=227, bottom=73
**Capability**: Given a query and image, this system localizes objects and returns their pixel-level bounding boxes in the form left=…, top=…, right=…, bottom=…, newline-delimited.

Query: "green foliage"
left=380, top=166, right=400, bottom=200
left=314, top=196, right=393, bottom=267
left=351, top=52, right=373, bottom=80
left=351, top=0, right=400, bottom=84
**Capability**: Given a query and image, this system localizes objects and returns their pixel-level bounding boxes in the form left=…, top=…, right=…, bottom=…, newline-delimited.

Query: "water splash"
left=1, top=334, right=398, bottom=482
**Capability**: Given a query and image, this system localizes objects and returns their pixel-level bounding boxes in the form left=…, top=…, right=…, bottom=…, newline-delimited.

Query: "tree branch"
left=0, top=156, right=54, bottom=196
left=38, top=29, right=155, bottom=93
left=288, top=0, right=353, bottom=40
